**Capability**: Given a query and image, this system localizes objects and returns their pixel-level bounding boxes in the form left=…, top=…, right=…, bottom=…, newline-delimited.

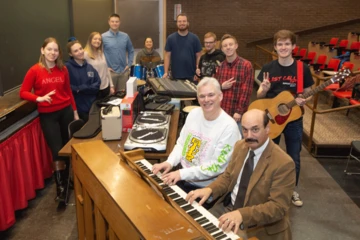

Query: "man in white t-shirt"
left=152, top=77, right=241, bottom=197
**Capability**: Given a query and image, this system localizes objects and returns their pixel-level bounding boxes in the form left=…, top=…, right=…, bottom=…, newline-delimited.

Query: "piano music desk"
left=58, top=110, right=179, bottom=161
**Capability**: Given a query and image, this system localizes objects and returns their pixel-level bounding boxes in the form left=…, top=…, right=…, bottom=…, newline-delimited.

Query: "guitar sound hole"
left=277, top=104, right=290, bottom=115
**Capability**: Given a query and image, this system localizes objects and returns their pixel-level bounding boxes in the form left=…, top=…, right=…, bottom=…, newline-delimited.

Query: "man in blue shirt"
left=163, top=13, right=202, bottom=81
left=102, top=13, right=134, bottom=91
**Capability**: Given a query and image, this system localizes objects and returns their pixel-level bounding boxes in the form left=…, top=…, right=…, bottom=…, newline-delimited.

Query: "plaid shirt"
left=215, top=56, right=254, bottom=116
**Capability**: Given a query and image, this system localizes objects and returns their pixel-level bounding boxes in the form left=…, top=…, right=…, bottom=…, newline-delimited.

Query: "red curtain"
left=0, top=117, right=53, bottom=231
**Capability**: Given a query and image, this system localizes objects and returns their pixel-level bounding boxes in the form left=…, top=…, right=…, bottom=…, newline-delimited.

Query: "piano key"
left=181, top=204, right=194, bottom=211
left=196, top=217, right=209, bottom=225
left=135, top=159, right=240, bottom=240
left=174, top=198, right=187, bottom=205
left=187, top=210, right=202, bottom=219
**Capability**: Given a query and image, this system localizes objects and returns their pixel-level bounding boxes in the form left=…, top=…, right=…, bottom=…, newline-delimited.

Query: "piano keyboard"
left=135, top=159, right=240, bottom=240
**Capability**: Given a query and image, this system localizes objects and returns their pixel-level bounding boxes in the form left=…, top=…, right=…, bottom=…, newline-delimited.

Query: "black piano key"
left=169, top=193, right=181, bottom=200
left=214, top=234, right=227, bottom=240
left=163, top=187, right=175, bottom=194
left=212, top=232, right=224, bottom=238
left=181, top=204, right=194, bottom=211
left=203, top=223, right=217, bottom=232
left=206, top=225, right=219, bottom=234
left=143, top=169, right=152, bottom=175
left=196, top=217, right=209, bottom=225
left=135, top=162, right=143, bottom=166
left=150, top=175, right=163, bottom=183
left=174, top=198, right=187, bottom=205
left=187, top=210, right=202, bottom=219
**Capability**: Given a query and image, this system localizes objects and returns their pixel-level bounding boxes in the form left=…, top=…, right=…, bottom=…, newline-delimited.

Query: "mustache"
left=245, top=138, right=258, bottom=143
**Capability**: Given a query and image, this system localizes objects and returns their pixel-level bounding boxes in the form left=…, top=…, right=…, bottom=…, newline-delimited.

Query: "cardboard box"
left=120, top=92, right=140, bottom=132
left=126, top=76, right=137, bottom=97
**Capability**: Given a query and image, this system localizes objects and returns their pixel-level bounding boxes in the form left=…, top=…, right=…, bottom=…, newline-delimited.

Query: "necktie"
left=233, top=150, right=255, bottom=209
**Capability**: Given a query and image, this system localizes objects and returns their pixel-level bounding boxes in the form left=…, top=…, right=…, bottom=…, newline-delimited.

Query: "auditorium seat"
left=293, top=48, right=307, bottom=60
left=315, top=55, right=327, bottom=70
left=342, top=62, right=355, bottom=71
left=324, top=58, right=341, bottom=71
left=302, top=51, right=316, bottom=64
left=328, top=37, right=339, bottom=47
left=335, top=39, right=349, bottom=55
left=292, top=46, right=299, bottom=56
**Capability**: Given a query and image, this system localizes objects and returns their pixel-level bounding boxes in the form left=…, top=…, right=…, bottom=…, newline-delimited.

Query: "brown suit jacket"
left=208, top=139, right=295, bottom=239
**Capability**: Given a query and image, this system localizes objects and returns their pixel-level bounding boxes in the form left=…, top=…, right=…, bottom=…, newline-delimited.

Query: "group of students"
left=153, top=28, right=314, bottom=239
left=18, top=9, right=313, bottom=239
left=18, top=13, right=162, bottom=203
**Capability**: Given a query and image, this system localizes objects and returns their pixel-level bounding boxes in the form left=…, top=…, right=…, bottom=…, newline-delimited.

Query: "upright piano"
left=71, top=141, right=248, bottom=240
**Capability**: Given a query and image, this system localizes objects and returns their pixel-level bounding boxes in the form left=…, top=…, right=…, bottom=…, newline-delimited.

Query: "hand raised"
left=260, top=72, right=271, bottom=91
left=222, top=77, right=236, bottom=90
left=37, top=90, right=56, bottom=103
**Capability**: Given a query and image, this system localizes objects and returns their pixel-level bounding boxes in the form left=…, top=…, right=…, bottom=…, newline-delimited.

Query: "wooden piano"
left=71, top=140, right=249, bottom=239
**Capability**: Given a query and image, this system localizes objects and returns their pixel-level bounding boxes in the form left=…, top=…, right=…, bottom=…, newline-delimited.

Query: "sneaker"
left=292, top=191, right=303, bottom=207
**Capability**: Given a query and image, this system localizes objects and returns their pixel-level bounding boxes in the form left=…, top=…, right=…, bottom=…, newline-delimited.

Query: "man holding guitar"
left=256, top=30, right=314, bottom=207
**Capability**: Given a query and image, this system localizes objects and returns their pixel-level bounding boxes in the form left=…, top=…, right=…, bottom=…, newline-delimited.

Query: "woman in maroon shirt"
left=20, top=37, right=78, bottom=203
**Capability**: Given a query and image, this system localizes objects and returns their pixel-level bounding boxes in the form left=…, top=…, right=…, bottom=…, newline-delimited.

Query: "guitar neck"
left=288, top=70, right=349, bottom=108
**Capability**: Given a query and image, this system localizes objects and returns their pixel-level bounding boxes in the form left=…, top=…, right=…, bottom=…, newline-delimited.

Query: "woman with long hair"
left=65, top=39, right=100, bottom=122
left=20, top=37, right=79, bottom=202
left=84, top=32, right=114, bottom=99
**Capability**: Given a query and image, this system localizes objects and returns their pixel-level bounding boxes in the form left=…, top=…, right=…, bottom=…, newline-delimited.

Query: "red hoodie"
left=20, top=63, right=77, bottom=113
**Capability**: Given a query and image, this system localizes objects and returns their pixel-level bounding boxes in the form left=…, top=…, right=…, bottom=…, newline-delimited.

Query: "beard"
left=177, top=25, right=189, bottom=32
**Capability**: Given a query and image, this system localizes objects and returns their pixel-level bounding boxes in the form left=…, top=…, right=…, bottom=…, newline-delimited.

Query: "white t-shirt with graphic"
left=167, top=107, right=241, bottom=187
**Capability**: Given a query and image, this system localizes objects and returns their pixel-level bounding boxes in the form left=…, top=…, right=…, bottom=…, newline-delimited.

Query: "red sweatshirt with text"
left=20, top=63, right=77, bottom=113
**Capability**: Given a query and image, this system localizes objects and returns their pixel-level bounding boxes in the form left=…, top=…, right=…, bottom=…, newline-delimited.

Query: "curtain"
left=0, top=117, right=52, bottom=231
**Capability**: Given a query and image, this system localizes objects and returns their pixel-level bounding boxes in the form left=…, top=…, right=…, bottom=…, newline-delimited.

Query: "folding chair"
left=65, top=119, right=85, bottom=205
left=344, top=141, right=360, bottom=175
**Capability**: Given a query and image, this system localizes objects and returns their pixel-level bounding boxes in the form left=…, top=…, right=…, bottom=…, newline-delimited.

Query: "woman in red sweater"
left=20, top=37, right=79, bottom=202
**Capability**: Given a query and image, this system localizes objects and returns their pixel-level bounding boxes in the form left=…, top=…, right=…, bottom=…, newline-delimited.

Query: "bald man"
left=186, top=109, right=295, bottom=240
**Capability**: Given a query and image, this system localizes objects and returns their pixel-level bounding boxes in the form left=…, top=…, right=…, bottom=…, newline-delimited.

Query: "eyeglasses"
left=204, top=41, right=215, bottom=45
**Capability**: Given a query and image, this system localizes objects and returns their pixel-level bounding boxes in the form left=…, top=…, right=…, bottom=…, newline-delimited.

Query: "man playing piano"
left=186, top=109, right=295, bottom=240
left=152, top=77, right=241, bottom=201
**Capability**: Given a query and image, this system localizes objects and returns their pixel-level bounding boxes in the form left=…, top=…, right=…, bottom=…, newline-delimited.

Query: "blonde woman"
left=84, top=32, right=114, bottom=99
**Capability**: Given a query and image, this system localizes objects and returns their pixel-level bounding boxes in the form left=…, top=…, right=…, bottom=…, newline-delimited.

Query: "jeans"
left=273, top=117, right=303, bottom=186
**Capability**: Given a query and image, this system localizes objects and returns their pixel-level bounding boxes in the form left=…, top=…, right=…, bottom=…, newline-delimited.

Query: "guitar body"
left=248, top=91, right=302, bottom=139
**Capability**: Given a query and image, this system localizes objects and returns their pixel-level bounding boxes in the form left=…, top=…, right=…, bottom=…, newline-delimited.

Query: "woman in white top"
left=84, top=32, right=114, bottom=99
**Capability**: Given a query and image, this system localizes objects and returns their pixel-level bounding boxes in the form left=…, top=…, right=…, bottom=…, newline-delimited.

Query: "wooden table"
left=59, top=110, right=179, bottom=160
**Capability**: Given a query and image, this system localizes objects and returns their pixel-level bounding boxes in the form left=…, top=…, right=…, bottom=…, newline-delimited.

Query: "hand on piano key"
left=218, top=211, right=243, bottom=234
left=185, top=188, right=212, bottom=206
left=136, top=159, right=240, bottom=239
left=161, top=170, right=181, bottom=186
left=152, top=161, right=172, bottom=175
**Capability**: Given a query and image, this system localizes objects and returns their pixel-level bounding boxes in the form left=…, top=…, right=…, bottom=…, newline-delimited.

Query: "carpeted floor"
left=303, top=94, right=360, bottom=146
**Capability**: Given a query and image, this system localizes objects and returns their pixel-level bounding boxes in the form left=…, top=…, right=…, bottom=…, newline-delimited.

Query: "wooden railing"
left=305, top=70, right=360, bottom=151
left=253, top=45, right=277, bottom=70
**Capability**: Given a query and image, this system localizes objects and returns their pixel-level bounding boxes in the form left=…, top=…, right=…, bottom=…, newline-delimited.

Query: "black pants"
left=97, top=85, right=110, bottom=100
left=39, top=105, right=74, bottom=162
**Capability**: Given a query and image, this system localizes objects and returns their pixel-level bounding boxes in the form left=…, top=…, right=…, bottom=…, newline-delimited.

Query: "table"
left=58, top=110, right=179, bottom=160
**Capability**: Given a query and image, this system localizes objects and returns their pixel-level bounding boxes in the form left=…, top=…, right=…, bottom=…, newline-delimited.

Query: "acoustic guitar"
left=249, top=69, right=351, bottom=139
